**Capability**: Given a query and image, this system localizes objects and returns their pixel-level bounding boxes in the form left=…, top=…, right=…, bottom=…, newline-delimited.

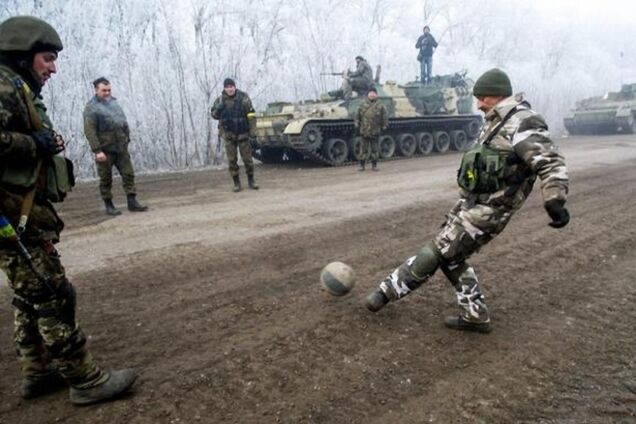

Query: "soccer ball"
left=320, top=261, right=355, bottom=296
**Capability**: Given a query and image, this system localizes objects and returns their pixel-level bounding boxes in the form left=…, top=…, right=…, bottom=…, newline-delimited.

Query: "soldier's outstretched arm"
left=512, top=114, right=570, bottom=227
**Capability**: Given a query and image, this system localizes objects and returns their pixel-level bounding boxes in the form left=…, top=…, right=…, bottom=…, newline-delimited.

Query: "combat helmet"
left=0, top=16, right=63, bottom=53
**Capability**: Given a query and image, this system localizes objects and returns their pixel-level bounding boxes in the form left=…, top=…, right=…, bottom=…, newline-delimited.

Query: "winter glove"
left=544, top=199, right=570, bottom=229
left=32, top=130, right=64, bottom=157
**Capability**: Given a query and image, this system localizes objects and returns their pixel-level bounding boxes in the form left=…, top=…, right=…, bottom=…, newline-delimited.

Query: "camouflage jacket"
left=462, top=94, right=569, bottom=209
left=83, top=96, right=130, bottom=153
left=211, top=90, right=256, bottom=140
left=349, top=60, right=373, bottom=81
left=355, top=99, right=389, bottom=138
left=0, top=65, right=63, bottom=243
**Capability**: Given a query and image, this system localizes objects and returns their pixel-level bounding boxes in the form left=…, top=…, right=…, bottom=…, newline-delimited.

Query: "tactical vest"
left=457, top=108, right=520, bottom=194
left=0, top=67, right=74, bottom=203
left=220, top=92, right=249, bottom=135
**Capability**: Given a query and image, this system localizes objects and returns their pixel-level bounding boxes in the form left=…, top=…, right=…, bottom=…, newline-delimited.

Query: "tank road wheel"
left=433, top=131, right=450, bottom=153
left=416, top=132, right=434, bottom=155
left=450, top=130, right=469, bottom=151
left=396, top=133, right=417, bottom=157
left=348, top=136, right=365, bottom=161
left=323, top=138, right=349, bottom=165
left=379, top=135, right=396, bottom=159
left=465, top=119, right=481, bottom=139
left=301, top=124, right=323, bottom=151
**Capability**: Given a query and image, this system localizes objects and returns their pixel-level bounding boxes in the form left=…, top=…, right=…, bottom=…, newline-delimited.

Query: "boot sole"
left=70, top=375, right=137, bottom=406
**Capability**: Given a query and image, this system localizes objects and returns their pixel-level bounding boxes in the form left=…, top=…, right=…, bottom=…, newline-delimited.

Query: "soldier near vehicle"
left=354, top=87, right=388, bottom=171
left=327, top=56, right=374, bottom=100
left=211, top=78, right=259, bottom=192
left=415, top=26, right=438, bottom=84
left=365, top=68, right=570, bottom=333
left=0, top=15, right=136, bottom=405
left=83, top=77, right=148, bottom=215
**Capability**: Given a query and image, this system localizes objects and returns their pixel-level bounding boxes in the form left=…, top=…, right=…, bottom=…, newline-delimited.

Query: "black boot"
left=444, top=316, right=492, bottom=334
left=232, top=175, right=242, bottom=192
left=22, top=369, right=67, bottom=399
left=247, top=174, right=259, bottom=190
left=365, top=289, right=389, bottom=312
left=127, top=194, right=148, bottom=212
left=371, top=160, right=378, bottom=171
left=358, top=160, right=366, bottom=171
left=104, top=199, right=122, bottom=216
left=69, top=368, right=137, bottom=406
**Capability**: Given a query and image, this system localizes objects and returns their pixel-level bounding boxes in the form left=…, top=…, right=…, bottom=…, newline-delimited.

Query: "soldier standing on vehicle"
left=343, top=56, right=374, bottom=99
left=415, top=26, right=438, bottom=84
left=354, top=87, right=388, bottom=171
left=365, top=68, right=570, bottom=333
left=0, top=15, right=136, bottom=405
left=211, top=78, right=259, bottom=192
left=83, top=77, right=148, bottom=215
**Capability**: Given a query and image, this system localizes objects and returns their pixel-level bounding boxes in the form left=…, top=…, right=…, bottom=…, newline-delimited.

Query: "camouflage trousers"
left=360, top=136, right=380, bottom=162
left=378, top=198, right=516, bottom=323
left=96, top=148, right=137, bottom=200
left=0, top=243, right=102, bottom=384
left=223, top=134, right=254, bottom=177
left=343, top=77, right=373, bottom=98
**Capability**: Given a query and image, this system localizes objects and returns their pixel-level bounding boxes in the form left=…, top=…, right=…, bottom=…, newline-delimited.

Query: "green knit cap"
left=473, top=68, right=512, bottom=97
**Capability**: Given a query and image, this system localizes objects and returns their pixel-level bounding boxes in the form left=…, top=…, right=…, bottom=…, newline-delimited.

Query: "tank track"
left=285, top=116, right=482, bottom=166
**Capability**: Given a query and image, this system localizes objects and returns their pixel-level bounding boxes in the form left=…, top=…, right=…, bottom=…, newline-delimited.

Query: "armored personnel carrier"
left=252, top=72, right=483, bottom=166
left=564, top=83, right=636, bottom=135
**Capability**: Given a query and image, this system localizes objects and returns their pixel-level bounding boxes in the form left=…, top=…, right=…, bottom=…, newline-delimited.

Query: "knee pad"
left=410, top=243, right=441, bottom=280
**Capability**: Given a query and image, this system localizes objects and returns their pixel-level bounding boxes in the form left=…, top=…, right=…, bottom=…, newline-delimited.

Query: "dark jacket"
left=83, top=96, right=130, bottom=153
left=415, top=33, right=438, bottom=59
left=211, top=90, right=256, bottom=139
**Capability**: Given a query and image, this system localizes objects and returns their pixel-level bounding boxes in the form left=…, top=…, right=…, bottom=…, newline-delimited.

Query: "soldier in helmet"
left=83, top=76, right=148, bottom=216
left=0, top=16, right=136, bottom=404
left=354, top=87, right=388, bottom=171
left=211, top=78, right=259, bottom=192
left=365, top=68, right=570, bottom=333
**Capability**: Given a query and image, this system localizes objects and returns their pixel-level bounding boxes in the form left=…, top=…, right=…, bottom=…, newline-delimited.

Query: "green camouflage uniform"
left=0, top=64, right=103, bottom=385
left=211, top=90, right=256, bottom=177
left=355, top=98, right=389, bottom=162
left=83, top=96, right=137, bottom=200
left=376, top=94, right=569, bottom=323
left=345, top=59, right=373, bottom=98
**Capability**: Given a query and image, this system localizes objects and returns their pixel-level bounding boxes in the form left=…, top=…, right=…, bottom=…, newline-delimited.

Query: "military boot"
left=371, top=160, right=378, bottom=171
left=104, top=199, right=122, bottom=216
left=232, top=175, right=242, bottom=192
left=127, top=194, right=148, bottom=212
left=69, top=368, right=137, bottom=406
left=365, top=289, right=389, bottom=312
left=358, top=160, right=366, bottom=171
left=445, top=276, right=491, bottom=333
left=22, top=369, right=67, bottom=399
left=444, top=316, right=492, bottom=333
left=247, top=174, right=259, bottom=190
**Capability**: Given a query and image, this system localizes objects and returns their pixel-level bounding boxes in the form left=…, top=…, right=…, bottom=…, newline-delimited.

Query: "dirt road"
left=2, top=135, right=636, bottom=423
